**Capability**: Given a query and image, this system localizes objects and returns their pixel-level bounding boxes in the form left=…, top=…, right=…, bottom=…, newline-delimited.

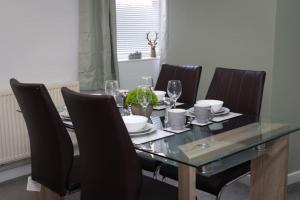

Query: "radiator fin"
left=0, top=81, right=79, bottom=165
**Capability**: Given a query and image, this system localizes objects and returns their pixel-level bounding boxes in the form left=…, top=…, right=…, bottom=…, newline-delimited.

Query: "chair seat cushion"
left=67, top=155, right=80, bottom=192
left=159, top=161, right=250, bottom=196
left=140, top=176, right=178, bottom=200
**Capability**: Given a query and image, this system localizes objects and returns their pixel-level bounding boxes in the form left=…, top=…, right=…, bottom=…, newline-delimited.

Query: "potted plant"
left=125, top=88, right=158, bottom=117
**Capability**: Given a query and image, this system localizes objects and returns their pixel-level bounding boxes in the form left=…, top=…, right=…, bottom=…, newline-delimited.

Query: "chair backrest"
left=61, top=88, right=142, bottom=200
left=9, top=79, right=74, bottom=195
left=206, top=67, right=266, bottom=121
left=155, top=64, right=202, bottom=108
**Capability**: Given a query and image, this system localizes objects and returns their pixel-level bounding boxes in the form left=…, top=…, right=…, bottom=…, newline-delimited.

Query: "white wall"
left=166, top=0, right=277, bottom=119
left=119, top=58, right=160, bottom=90
left=0, top=0, right=79, bottom=89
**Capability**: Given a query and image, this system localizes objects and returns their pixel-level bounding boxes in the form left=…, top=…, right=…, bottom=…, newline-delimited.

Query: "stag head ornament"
left=146, top=32, right=158, bottom=58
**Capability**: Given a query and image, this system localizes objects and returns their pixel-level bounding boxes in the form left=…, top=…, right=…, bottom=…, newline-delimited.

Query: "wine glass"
left=136, top=85, right=152, bottom=117
left=141, top=76, right=154, bottom=90
left=105, top=80, right=119, bottom=101
left=167, top=80, right=182, bottom=108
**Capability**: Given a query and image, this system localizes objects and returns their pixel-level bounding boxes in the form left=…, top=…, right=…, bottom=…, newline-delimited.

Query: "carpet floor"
left=0, top=176, right=299, bottom=200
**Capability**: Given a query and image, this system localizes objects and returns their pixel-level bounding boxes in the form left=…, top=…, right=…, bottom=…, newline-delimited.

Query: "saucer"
left=187, top=107, right=230, bottom=116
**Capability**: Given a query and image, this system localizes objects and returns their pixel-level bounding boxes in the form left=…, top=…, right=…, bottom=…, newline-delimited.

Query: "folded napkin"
left=212, top=112, right=242, bottom=122
left=131, top=130, right=174, bottom=145
left=163, top=127, right=190, bottom=134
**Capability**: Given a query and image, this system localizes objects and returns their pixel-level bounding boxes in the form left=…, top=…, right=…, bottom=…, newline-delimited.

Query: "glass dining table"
left=63, top=109, right=300, bottom=200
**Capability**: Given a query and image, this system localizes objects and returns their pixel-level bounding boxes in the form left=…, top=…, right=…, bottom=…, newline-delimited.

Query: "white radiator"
left=0, top=81, right=79, bottom=165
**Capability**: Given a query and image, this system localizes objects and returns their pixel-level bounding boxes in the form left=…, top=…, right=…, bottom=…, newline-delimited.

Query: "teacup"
left=168, top=109, right=186, bottom=130
left=153, top=90, right=166, bottom=102
left=194, top=103, right=211, bottom=123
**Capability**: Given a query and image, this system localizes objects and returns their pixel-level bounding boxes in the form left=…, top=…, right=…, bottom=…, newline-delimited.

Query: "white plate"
left=129, top=123, right=156, bottom=136
left=187, top=107, right=230, bottom=116
left=129, top=123, right=152, bottom=133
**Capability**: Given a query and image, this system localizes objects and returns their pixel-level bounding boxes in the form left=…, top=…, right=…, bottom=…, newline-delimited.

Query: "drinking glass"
left=167, top=80, right=182, bottom=108
left=162, top=97, right=174, bottom=127
left=141, top=76, right=154, bottom=90
left=105, top=79, right=119, bottom=107
left=136, top=85, right=152, bottom=117
left=105, top=80, right=119, bottom=97
left=117, top=90, right=130, bottom=115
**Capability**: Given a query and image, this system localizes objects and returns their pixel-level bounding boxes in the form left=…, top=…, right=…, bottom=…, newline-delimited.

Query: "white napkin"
left=163, top=127, right=191, bottom=134
left=153, top=102, right=184, bottom=110
left=131, top=129, right=174, bottom=145
left=191, top=120, right=213, bottom=126
left=212, top=112, right=242, bottom=122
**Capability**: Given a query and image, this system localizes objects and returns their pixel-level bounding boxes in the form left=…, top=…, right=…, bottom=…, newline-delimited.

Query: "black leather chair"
left=10, top=79, right=80, bottom=198
left=61, top=87, right=178, bottom=200
left=155, top=64, right=202, bottom=109
left=139, top=64, right=202, bottom=175
left=159, top=67, right=266, bottom=199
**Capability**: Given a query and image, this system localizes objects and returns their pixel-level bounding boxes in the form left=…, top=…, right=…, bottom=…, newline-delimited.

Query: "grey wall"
left=167, top=0, right=276, bottom=119
left=166, top=0, right=300, bottom=173
left=166, top=0, right=277, bottom=119
left=272, top=0, right=300, bottom=172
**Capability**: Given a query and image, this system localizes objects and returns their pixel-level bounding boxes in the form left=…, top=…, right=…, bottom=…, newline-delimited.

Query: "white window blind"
left=116, top=0, right=160, bottom=59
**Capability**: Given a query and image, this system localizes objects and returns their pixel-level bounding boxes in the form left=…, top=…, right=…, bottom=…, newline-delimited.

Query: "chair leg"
left=215, top=171, right=251, bottom=200
left=36, top=186, right=63, bottom=200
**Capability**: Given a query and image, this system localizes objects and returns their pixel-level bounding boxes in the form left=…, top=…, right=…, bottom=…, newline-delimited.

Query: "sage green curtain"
left=79, top=0, right=119, bottom=90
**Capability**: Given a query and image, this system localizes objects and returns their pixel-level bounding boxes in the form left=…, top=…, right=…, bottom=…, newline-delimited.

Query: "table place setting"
left=163, top=108, right=191, bottom=133
left=152, top=90, right=184, bottom=110
left=186, top=100, right=243, bottom=126
left=122, top=115, right=175, bottom=144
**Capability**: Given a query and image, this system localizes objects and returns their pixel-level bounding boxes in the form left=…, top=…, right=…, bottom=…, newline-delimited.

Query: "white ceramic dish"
left=122, top=115, right=148, bottom=132
left=129, top=123, right=152, bottom=133
left=129, top=123, right=156, bottom=136
left=187, top=107, right=230, bottom=116
left=153, top=90, right=166, bottom=102
left=196, top=100, right=224, bottom=113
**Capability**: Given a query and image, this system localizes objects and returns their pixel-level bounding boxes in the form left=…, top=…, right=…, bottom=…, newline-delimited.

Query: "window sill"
left=118, top=57, right=160, bottom=63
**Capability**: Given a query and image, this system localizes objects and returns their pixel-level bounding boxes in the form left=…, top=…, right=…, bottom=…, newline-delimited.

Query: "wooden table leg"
left=178, top=163, right=196, bottom=200
left=36, top=186, right=63, bottom=200
left=250, top=136, right=289, bottom=200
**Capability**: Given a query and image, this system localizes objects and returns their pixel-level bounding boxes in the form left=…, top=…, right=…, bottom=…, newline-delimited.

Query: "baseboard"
left=287, top=170, right=300, bottom=185
left=0, top=160, right=31, bottom=183
left=238, top=170, right=300, bottom=186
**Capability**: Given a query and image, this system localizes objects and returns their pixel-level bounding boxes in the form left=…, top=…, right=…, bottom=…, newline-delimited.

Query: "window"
left=116, top=0, right=160, bottom=60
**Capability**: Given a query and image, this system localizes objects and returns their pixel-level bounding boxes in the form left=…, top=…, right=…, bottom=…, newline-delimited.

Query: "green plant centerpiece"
left=125, top=88, right=158, bottom=117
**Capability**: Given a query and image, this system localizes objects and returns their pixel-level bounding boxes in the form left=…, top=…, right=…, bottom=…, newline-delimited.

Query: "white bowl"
left=153, top=90, right=166, bottom=102
left=122, top=115, right=148, bottom=132
left=196, top=100, right=224, bottom=113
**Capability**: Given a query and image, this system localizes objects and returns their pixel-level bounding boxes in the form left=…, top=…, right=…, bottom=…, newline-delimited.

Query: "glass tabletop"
left=59, top=104, right=300, bottom=175
left=135, top=114, right=300, bottom=172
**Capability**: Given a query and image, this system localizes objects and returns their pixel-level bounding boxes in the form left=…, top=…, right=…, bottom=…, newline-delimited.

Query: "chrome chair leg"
left=215, top=172, right=251, bottom=200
